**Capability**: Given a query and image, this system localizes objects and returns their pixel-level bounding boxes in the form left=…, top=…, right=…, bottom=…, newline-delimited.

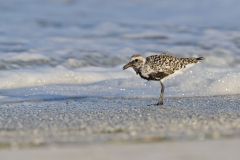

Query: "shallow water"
left=0, top=0, right=240, bottom=101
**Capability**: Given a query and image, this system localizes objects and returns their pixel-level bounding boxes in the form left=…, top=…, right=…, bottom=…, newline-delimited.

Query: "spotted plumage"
left=123, top=53, right=204, bottom=105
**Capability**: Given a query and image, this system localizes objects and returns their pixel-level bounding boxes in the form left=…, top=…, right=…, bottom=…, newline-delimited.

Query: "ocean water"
left=0, top=0, right=240, bottom=102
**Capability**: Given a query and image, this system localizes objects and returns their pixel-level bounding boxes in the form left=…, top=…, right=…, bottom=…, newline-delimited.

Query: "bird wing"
left=145, top=54, right=202, bottom=80
left=145, top=54, right=178, bottom=74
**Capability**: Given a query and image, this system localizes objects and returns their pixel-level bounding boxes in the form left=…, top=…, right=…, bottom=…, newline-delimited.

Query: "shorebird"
left=123, top=53, right=204, bottom=105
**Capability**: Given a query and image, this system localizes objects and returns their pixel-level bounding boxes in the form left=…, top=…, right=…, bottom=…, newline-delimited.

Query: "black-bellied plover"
left=123, top=53, right=204, bottom=105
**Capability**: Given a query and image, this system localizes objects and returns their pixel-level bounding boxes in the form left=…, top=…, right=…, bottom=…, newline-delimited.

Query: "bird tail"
left=196, top=57, right=205, bottom=61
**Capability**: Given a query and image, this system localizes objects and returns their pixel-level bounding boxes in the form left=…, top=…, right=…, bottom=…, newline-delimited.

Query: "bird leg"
left=147, top=80, right=165, bottom=106
left=157, top=80, right=164, bottom=105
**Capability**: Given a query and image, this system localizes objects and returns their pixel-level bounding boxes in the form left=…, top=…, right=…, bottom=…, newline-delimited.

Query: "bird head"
left=123, top=54, right=145, bottom=71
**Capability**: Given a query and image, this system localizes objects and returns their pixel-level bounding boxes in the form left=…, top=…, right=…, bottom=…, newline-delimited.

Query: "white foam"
left=5, top=53, right=49, bottom=62
left=208, top=72, right=240, bottom=95
left=0, top=66, right=133, bottom=89
left=165, top=64, right=240, bottom=97
left=1, top=63, right=239, bottom=98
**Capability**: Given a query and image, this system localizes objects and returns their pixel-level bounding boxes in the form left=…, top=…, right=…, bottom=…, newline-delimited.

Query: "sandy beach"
left=0, top=94, right=239, bottom=159
left=0, top=94, right=239, bottom=148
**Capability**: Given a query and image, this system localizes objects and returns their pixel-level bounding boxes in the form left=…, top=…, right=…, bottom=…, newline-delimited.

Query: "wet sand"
left=0, top=95, right=239, bottom=159
left=0, top=95, right=239, bottom=148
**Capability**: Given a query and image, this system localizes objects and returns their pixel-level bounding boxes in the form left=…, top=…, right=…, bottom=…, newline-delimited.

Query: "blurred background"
left=0, top=1, right=240, bottom=158
left=0, top=0, right=239, bottom=101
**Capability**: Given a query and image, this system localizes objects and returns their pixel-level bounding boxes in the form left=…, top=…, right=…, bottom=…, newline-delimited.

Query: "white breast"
left=140, top=65, right=155, bottom=78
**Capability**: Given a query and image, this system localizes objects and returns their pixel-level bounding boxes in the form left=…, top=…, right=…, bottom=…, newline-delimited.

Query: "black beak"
left=123, top=62, right=132, bottom=70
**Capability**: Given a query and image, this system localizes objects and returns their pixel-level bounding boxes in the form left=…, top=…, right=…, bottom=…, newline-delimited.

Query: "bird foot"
left=156, top=101, right=164, bottom=105
left=147, top=101, right=164, bottom=106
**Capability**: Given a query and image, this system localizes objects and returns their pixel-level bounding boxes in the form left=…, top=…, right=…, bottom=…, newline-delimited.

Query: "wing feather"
left=145, top=54, right=198, bottom=74
left=146, top=55, right=178, bottom=73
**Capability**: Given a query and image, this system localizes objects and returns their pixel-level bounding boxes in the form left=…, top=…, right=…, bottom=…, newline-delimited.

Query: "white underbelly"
left=163, top=64, right=196, bottom=81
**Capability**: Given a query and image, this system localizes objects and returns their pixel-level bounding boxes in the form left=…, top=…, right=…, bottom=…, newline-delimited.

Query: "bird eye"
left=134, top=59, right=138, bottom=62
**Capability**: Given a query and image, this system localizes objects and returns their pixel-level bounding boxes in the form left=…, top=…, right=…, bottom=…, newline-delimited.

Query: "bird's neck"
left=133, top=67, right=141, bottom=75
left=133, top=65, right=144, bottom=75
